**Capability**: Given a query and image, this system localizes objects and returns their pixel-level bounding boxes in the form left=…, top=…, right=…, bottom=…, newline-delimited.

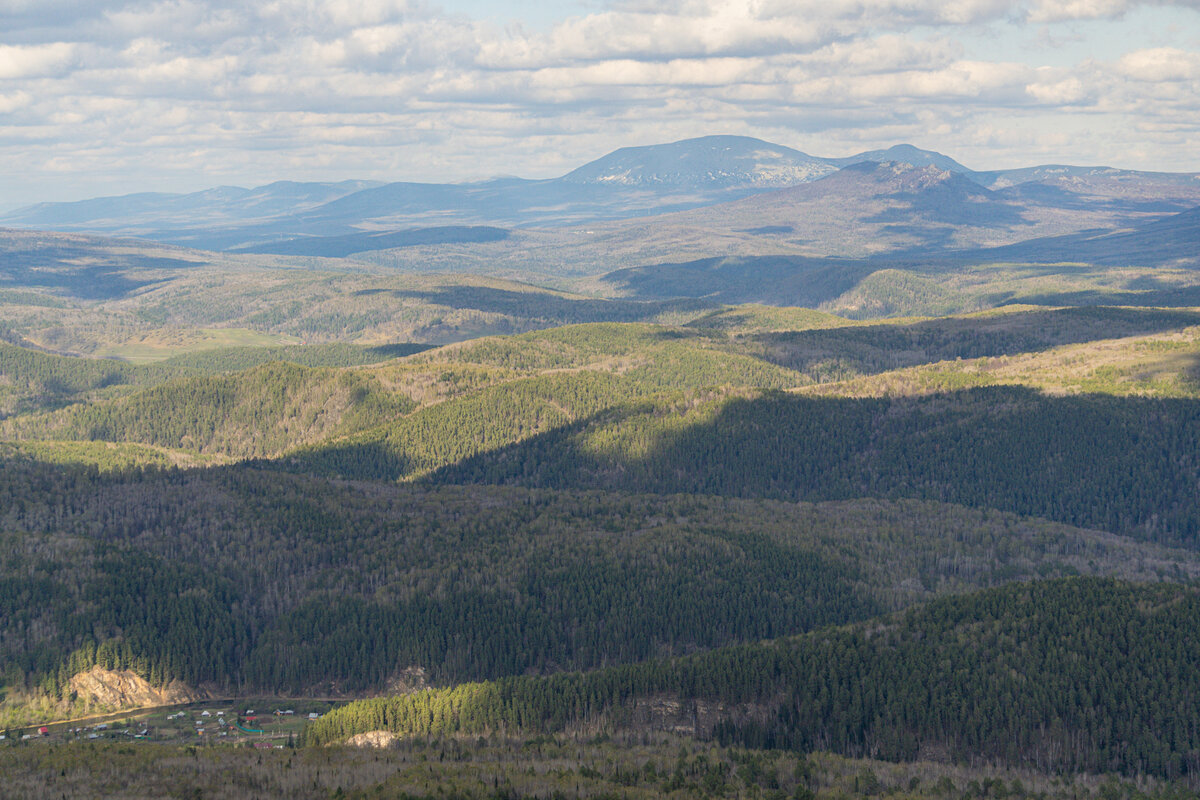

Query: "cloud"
left=1117, top=47, right=1200, bottom=81
left=0, top=0, right=1198, bottom=204
left=0, top=89, right=31, bottom=112
left=1026, top=74, right=1090, bottom=103
left=1025, top=0, right=1131, bottom=22
left=0, top=42, right=76, bottom=78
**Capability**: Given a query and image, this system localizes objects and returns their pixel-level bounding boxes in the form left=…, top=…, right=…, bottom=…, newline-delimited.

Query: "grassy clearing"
left=94, top=328, right=302, bottom=363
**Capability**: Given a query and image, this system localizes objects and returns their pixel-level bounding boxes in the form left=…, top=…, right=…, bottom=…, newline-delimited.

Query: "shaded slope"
left=600, top=255, right=879, bottom=306
left=232, top=225, right=510, bottom=257
left=0, top=229, right=208, bottom=300
left=946, top=205, right=1200, bottom=267
left=743, top=306, right=1200, bottom=377
left=419, top=386, right=1200, bottom=545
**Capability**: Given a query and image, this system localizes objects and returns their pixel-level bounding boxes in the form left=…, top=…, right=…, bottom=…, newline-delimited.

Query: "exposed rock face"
left=68, top=666, right=208, bottom=710
left=347, top=730, right=400, bottom=748
left=386, top=666, right=430, bottom=695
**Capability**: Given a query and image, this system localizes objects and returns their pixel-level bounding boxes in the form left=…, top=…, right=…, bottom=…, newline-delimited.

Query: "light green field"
left=94, top=328, right=302, bottom=363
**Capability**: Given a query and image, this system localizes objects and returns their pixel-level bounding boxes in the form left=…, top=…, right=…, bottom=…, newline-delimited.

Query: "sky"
left=1, top=0, right=1199, bottom=209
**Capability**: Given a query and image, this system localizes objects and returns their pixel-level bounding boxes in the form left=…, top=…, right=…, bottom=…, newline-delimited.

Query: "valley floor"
left=0, top=732, right=1187, bottom=800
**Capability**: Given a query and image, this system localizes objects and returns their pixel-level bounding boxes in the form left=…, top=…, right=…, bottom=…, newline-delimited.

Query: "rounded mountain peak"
left=561, top=135, right=836, bottom=189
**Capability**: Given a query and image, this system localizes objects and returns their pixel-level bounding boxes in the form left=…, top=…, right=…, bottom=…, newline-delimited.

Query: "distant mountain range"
left=574, top=159, right=1200, bottom=261
left=2, top=135, right=1198, bottom=265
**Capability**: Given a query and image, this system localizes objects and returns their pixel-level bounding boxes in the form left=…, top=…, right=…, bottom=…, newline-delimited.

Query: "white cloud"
left=0, top=0, right=1199, bottom=204
left=0, top=89, right=31, bottom=112
left=1117, top=47, right=1200, bottom=81
left=0, top=42, right=75, bottom=78
left=1026, top=0, right=1131, bottom=22
left=1026, top=74, right=1090, bottom=103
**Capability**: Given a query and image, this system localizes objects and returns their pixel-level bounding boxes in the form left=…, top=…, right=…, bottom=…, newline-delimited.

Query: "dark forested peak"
left=832, top=143, right=975, bottom=175
left=830, top=160, right=976, bottom=189
left=768, top=160, right=995, bottom=205
left=560, top=134, right=836, bottom=188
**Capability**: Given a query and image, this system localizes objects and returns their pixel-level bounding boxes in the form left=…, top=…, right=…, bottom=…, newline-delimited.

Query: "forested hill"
left=4, top=302, right=1200, bottom=736
left=4, top=461, right=1197, bottom=725
left=3, top=361, right=414, bottom=458
left=0, top=339, right=427, bottom=419
left=295, top=382, right=1200, bottom=547
left=0, top=342, right=170, bottom=417
left=309, top=578, right=1200, bottom=783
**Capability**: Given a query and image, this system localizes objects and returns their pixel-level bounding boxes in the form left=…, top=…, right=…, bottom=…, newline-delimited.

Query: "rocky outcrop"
left=67, top=666, right=208, bottom=710
left=347, top=730, right=401, bottom=748
left=386, top=666, right=430, bottom=695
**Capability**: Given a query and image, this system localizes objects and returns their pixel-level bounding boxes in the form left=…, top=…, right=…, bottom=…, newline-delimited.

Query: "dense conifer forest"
left=307, top=579, right=1200, bottom=780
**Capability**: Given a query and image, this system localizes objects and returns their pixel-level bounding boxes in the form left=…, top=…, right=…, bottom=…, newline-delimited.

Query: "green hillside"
left=0, top=342, right=173, bottom=417
left=742, top=306, right=1200, bottom=380
left=310, top=578, right=1200, bottom=781
left=3, top=361, right=414, bottom=458
left=3, top=461, right=1195, bottom=724
left=156, top=341, right=431, bottom=371
left=424, top=386, right=1200, bottom=546
left=235, top=309, right=1200, bottom=547
left=6, top=287, right=1200, bottom=790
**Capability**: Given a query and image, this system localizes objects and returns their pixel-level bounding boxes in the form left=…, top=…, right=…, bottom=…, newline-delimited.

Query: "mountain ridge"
left=6, top=135, right=1197, bottom=255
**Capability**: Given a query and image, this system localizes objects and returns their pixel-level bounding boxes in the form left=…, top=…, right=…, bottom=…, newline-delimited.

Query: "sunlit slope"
left=274, top=311, right=1200, bottom=546
left=419, top=323, right=807, bottom=387
left=4, top=361, right=414, bottom=458
left=0, top=339, right=427, bottom=418
left=8, top=307, right=1200, bottom=541
left=154, top=341, right=430, bottom=371
left=803, top=322, right=1200, bottom=398
left=420, top=307, right=1200, bottom=385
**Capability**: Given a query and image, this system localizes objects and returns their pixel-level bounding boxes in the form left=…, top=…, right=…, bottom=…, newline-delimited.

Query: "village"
left=1, top=701, right=341, bottom=748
